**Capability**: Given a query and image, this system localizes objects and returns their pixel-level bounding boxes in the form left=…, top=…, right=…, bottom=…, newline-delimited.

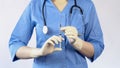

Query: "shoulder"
left=30, top=0, right=42, bottom=5
left=78, top=0, right=94, bottom=9
left=29, top=0, right=43, bottom=9
left=80, top=0, right=93, bottom=4
left=77, top=0, right=95, bottom=14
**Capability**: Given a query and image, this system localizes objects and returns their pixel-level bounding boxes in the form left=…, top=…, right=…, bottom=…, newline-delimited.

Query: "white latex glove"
left=60, top=26, right=83, bottom=50
left=40, top=35, right=64, bottom=56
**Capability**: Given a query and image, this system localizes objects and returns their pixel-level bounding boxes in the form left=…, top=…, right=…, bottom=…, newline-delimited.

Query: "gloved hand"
left=40, top=35, right=64, bottom=56
left=60, top=26, right=83, bottom=50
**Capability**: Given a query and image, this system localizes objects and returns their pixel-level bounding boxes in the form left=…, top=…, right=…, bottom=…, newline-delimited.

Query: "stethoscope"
left=42, top=0, right=83, bottom=34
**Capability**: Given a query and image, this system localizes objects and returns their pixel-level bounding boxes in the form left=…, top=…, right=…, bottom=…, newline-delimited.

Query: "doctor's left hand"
left=40, top=35, right=64, bottom=56
left=61, top=26, right=83, bottom=50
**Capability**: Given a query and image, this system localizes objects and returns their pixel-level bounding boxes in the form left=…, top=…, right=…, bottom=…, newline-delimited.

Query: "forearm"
left=80, top=41, right=94, bottom=58
left=16, top=46, right=42, bottom=59
left=73, top=39, right=94, bottom=58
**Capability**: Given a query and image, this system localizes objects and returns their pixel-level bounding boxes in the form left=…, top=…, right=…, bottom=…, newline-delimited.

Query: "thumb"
left=60, top=27, right=68, bottom=32
left=54, top=48, right=62, bottom=51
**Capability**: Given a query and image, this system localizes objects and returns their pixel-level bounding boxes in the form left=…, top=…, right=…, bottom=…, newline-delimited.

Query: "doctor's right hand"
left=40, top=35, right=64, bottom=56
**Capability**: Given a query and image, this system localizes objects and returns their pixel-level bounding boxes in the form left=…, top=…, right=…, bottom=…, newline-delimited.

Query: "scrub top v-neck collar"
left=47, top=0, right=72, bottom=14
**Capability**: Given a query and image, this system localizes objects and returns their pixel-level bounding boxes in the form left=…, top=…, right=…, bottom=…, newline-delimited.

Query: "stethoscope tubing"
left=42, top=0, right=83, bottom=34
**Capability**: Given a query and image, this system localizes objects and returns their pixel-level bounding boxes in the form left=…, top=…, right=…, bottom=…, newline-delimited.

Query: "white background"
left=0, top=0, right=120, bottom=68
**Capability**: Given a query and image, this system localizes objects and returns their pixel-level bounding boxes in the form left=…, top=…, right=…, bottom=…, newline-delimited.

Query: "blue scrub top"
left=9, top=0, right=104, bottom=68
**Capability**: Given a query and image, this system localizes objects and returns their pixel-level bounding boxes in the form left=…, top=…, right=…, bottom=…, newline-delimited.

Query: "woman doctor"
left=9, top=0, right=104, bottom=68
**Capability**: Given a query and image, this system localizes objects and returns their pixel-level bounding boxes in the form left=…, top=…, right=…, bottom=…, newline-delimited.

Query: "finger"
left=61, top=27, right=78, bottom=35
left=54, top=36, right=62, bottom=43
left=67, top=35, right=76, bottom=39
left=52, top=36, right=64, bottom=44
left=51, top=36, right=61, bottom=44
left=60, top=26, right=76, bottom=31
left=59, top=36, right=64, bottom=41
left=65, top=30, right=78, bottom=36
left=51, top=38, right=59, bottom=44
left=60, top=27, right=69, bottom=32
left=54, top=48, right=62, bottom=51
left=65, top=33, right=78, bottom=37
left=47, top=40, right=55, bottom=46
left=65, top=32, right=75, bottom=36
left=58, top=36, right=65, bottom=42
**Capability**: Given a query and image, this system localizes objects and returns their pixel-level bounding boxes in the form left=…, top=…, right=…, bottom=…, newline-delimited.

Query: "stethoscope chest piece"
left=42, top=0, right=83, bottom=35
left=43, top=26, right=48, bottom=34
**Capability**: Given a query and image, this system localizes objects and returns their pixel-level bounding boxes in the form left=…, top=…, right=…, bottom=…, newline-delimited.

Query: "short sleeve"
left=84, top=2, right=104, bottom=62
left=9, top=2, right=35, bottom=62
